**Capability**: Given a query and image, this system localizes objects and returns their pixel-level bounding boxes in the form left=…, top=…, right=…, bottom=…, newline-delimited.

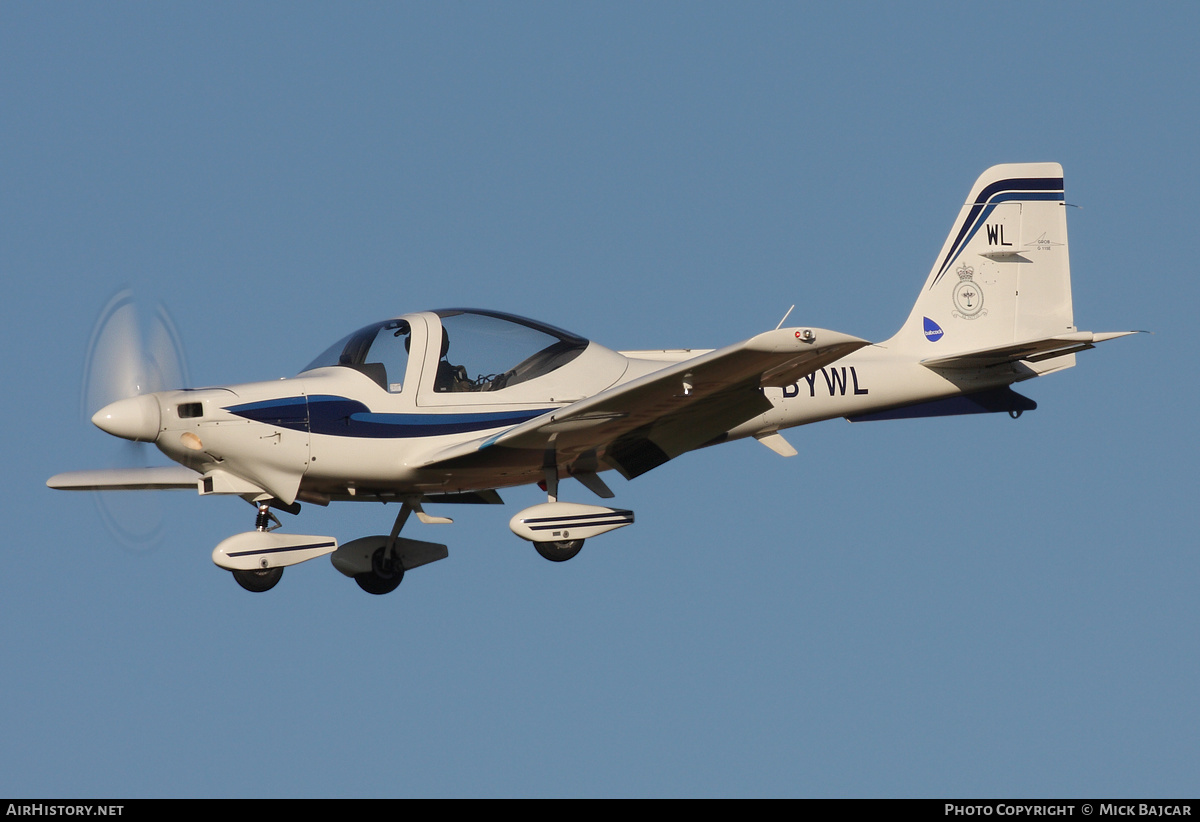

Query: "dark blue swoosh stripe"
left=227, top=541, right=337, bottom=557
left=931, top=177, right=1064, bottom=287
left=225, top=395, right=551, bottom=439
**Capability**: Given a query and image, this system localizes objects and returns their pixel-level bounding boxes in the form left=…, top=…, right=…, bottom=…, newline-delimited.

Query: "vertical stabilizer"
left=887, top=163, right=1075, bottom=355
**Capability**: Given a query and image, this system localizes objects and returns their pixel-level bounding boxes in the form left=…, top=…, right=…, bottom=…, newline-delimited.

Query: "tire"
left=534, top=539, right=584, bottom=562
left=232, top=566, right=283, bottom=593
left=354, top=546, right=405, bottom=595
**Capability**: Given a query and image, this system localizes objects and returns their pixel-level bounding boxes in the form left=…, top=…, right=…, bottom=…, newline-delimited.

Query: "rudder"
left=888, top=163, right=1075, bottom=354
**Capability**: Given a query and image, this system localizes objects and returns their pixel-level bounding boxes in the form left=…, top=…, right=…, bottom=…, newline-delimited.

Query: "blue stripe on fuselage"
left=225, top=394, right=552, bottom=438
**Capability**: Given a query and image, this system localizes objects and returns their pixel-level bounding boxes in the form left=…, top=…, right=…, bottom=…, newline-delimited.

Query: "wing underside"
left=46, top=466, right=202, bottom=491
left=421, top=326, right=868, bottom=480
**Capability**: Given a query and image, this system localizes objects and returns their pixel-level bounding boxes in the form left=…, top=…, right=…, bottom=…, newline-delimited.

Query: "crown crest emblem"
left=956, top=264, right=975, bottom=281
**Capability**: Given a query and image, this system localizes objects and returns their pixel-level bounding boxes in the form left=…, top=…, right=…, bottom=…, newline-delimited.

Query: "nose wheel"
left=232, top=566, right=283, bottom=592
left=227, top=501, right=286, bottom=593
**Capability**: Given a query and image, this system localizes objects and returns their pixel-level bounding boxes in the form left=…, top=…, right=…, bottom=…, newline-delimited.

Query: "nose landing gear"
left=233, top=501, right=287, bottom=592
left=213, top=500, right=339, bottom=593
left=233, top=565, right=284, bottom=592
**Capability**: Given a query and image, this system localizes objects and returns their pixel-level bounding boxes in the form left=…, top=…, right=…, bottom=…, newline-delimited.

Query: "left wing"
left=421, top=326, right=868, bottom=479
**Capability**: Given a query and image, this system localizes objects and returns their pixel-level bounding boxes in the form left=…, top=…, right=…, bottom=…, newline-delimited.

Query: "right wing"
left=47, top=466, right=202, bottom=491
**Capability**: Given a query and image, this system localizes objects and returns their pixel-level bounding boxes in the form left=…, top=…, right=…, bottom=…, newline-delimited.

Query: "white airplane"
left=49, top=163, right=1138, bottom=594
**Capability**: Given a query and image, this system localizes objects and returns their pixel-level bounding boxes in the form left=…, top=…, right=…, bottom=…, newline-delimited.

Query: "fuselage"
left=122, top=329, right=1024, bottom=506
left=56, top=163, right=1137, bottom=598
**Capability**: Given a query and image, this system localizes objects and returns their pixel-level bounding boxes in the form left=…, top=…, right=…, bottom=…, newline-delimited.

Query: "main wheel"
left=354, top=546, right=405, bottom=595
left=534, top=538, right=584, bottom=562
left=232, top=566, right=283, bottom=593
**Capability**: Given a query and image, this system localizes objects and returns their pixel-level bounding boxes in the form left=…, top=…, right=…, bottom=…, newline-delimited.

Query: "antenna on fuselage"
left=774, top=305, right=795, bottom=330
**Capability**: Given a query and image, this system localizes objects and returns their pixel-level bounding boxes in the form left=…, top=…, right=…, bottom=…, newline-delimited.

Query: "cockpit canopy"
left=302, top=317, right=414, bottom=392
left=301, top=309, right=590, bottom=395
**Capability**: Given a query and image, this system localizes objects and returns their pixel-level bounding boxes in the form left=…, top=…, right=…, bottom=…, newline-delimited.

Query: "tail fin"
left=887, top=163, right=1075, bottom=356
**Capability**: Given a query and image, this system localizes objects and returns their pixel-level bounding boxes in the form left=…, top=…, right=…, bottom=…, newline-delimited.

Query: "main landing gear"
left=355, top=546, right=404, bottom=595
left=509, top=465, right=632, bottom=562
left=330, top=499, right=450, bottom=596
left=351, top=502, right=414, bottom=595
left=534, top=539, right=585, bottom=562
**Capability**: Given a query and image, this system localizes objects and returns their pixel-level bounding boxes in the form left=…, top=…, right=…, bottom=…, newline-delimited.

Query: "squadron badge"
left=952, top=264, right=986, bottom=319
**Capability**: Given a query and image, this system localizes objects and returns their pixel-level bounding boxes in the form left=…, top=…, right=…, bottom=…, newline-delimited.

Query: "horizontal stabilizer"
left=848, top=387, right=1037, bottom=422
left=47, top=466, right=202, bottom=491
left=921, top=331, right=1141, bottom=369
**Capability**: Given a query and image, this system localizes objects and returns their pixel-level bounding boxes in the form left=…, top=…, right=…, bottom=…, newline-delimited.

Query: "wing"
left=420, top=326, right=868, bottom=480
left=47, top=466, right=202, bottom=491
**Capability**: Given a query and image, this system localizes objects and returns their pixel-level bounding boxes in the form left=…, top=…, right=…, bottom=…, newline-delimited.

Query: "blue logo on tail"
left=923, top=317, right=944, bottom=342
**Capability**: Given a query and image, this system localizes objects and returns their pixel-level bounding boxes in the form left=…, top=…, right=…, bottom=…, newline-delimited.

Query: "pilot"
left=433, top=330, right=471, bottom=392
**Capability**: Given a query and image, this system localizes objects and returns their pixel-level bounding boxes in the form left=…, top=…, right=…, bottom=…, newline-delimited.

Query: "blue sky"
left=3, top=3, right=1195, bottom=797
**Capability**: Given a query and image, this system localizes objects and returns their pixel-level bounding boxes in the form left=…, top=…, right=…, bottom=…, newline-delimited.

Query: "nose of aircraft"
left=91, top=394, right=162, bottom=442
